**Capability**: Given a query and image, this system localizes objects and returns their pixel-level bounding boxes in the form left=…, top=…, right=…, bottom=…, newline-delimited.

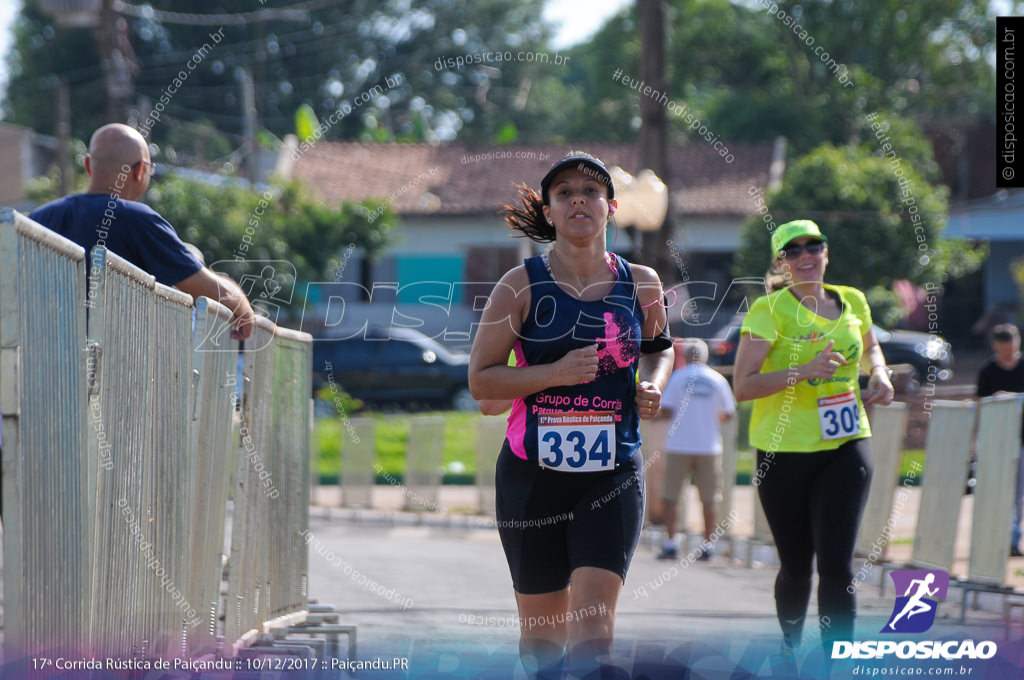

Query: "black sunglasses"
left=779, top=240, right=826, bottom=258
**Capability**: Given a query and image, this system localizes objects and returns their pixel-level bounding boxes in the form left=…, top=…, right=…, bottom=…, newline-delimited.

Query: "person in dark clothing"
left=30, top=123, right=255, bottom=340
left=976, top=323, right=1024, bottom=556
left=468, top=152, right=673, bottom=679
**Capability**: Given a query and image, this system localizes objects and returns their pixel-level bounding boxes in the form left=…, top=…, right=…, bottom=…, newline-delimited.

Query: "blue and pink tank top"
left=506, top=253, right=644, bottom=469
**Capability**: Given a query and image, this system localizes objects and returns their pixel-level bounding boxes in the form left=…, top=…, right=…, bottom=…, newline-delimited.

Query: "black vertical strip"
left=997, top=16, right=1023, bottom=188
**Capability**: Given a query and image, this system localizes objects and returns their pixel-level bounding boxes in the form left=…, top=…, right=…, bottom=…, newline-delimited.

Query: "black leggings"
left=756, top=438, right=872, bottom=646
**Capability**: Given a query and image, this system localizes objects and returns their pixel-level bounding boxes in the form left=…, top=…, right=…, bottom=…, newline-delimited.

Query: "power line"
left=112, top=0, right=352, bottom=26
left=122, top=23, right=353, bottom=75
left=7, top=17, right=356, bottom=90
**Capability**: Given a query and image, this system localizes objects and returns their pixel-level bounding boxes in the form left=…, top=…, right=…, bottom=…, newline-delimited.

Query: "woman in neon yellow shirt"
left=733, top=220, right=894, bottom=658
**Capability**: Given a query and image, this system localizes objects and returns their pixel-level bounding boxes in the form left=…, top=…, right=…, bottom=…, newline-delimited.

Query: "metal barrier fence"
left=719, top=415, right=739, bottom=539
left=223, top=319, right=314, bottom=654
left=264, top=328, right=312, bottom=629
left=86, top=247, right=198, bottom=660
left=856, top=402, right=909, bottom=558
left=475, top=416, right=506, bottom=514
left=148, top=270, right=196, bottom=658
left=870, top=395, right=1024, bottom=622
left=225, top=317, right=276, bottom=653
left=0, top=208, right=90, bottom=660
left=341, top=418, right=376, bottom=508
left=404, top=416, right=445, bottom=512
left=1, top=210, right=316, bottom=663
left=911, top=400, right=977, bottom=571
left=188, top=297, right=240, bottom=656
left=968, top=394, right=1023, bottom=585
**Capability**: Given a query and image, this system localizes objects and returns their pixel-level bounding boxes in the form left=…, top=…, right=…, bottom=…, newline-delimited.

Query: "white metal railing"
left=0, top=209, right=314, bottom=663
left=968, top=394, right=1023, bottom=584
left=225, top=317, right=274, bottom=652
left=856, top=402, right=909, bottom=558
left=265, top=328, right=312, bottom=627
left=0, top=208, right=90, bottom=659
left=187, top=296, right=240, bottom=656
left=910, top=400, right=977, bottom=571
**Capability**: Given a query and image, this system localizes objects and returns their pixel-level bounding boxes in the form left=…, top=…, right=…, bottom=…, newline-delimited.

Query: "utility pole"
left=39, top=0, right=134, bottom=122
left=637, top=0, right=675, bottom=282
left=96, top=0, right=134, bottom=122
left=56, top=76, right=72, bottom=195
left=239, top=67, right=259, bottom=181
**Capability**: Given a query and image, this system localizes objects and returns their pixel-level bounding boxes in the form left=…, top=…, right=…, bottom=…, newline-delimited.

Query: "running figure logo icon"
left=882, top=570, right=949, bottom=634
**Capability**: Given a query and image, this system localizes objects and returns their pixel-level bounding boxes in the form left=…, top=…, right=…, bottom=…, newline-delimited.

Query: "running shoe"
left=766, top=643, right=800, bottom=679
left=697, top=546, right=713, bottom=561
left=656, top=545, right=678, bottom=560
left=1011, top=545, right=1023, bottom=557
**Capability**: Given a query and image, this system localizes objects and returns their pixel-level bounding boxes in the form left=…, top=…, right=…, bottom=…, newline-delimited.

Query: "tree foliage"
left=3, top=2, right=107, bottom=139
left=3, top=0, right=586, bottom=148
left=25, top=170, right=395, bottom=309
left=555, top=0, right=1013, bottom=151
left=733, top=116, right=985, bottom=324
left=5, top=0, right=1012, bottom=154
left=147, top=177, right=396, bottom=288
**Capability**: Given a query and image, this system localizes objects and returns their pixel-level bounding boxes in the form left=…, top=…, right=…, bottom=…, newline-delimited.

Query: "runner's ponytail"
left=502, top=183, right=556, bottom=243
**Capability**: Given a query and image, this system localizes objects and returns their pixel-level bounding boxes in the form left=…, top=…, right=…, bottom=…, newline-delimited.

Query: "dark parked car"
left=871, top=325, right=953, bottom=382
left=707, top=320, right=954, bottom=384
left=312, top=326, right=477, bottom=411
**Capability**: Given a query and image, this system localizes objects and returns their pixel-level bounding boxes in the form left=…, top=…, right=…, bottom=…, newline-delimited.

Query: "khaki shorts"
left=661, top=453, right=722, bottom=505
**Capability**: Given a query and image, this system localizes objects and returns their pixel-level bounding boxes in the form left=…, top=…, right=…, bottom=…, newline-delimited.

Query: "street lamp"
left=608, top=166, right=669, bottom=264
left=609, top=165, right=638, bottom=227
left=631, top=169, right=669, bottom=232
left=609, top=166, right=668, bottom=233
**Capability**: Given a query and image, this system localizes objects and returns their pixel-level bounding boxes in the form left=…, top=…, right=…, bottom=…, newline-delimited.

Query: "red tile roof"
left=292, top=141, right=775, bottom=217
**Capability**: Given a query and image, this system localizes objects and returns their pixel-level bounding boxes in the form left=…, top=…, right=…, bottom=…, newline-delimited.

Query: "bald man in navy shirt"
left=31, top=123, right=255, bottom=340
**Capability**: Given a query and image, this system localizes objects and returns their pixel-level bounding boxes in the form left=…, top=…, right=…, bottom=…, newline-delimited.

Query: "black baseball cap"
left=540, top=151, right=614, bottom=204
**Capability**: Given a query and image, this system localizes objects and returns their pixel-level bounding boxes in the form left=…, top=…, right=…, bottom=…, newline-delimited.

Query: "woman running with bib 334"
left=468, top=152, right=673, bottom=679
left=732, top=220, right=894, bottom=660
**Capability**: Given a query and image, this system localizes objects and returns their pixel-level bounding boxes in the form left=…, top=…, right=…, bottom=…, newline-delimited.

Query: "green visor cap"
left=771, top=220, right=827, bottom=256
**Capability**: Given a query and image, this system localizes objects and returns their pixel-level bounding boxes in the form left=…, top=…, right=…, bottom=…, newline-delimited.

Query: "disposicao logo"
left=882, top=569, right=948, bottom=634
left=831, top=569, right=997, bottom=661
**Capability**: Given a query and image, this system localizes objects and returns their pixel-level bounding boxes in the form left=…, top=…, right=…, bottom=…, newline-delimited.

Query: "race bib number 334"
left=538, top=411, right=615, bottom=472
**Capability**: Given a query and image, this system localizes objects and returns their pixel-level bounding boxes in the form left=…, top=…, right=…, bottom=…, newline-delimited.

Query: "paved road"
left=301, top=509, right=1017, bottom=679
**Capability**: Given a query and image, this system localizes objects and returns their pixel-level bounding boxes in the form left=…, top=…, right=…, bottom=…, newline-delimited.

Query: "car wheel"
left=450, top=387, right=477, bottom=412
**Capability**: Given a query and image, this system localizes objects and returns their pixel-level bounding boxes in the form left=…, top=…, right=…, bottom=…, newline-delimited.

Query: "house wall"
left=311, top=212, right=751, bottom=346
left=390, top=215, right=513, bottom=254
left=669, top=216, right=747, bottom=253
left=986, top=242, right=1024, bottom=307
left=0, top=124, right=27, bottom=207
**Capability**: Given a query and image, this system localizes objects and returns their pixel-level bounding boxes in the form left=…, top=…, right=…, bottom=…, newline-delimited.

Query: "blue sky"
left=0, top=0, right=631, bottom=102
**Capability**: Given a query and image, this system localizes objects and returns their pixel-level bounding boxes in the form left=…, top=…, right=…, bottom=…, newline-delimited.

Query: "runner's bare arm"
left=633, top=265, right=672, bottom=386
left=733, top=335, right=847, bottom=401
left=632, top=264, right=673, bottom=418
left=469, top=267, right=600, bottom=400
left=478, top=399, right=513, bottom=415
left=175, top=267, right=256, bottom=340
left=860, top=327, right=894, bottom=406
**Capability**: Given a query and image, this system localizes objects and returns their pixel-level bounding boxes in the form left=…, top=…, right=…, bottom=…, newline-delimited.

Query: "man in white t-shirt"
left=657, top=338, right=737, bottom=560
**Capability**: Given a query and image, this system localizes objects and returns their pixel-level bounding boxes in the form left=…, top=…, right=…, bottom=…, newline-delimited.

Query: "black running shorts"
left=494, top=439, right=645, bottom=595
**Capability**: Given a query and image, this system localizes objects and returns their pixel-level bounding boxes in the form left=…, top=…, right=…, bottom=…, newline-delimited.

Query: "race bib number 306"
left=818, top=391, right=861, bottom=440
left=538, top=411, right=615, bottom=472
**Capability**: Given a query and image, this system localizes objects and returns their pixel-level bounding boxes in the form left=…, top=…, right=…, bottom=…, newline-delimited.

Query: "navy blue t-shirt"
left=29, top=193, right=202, bottom=286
